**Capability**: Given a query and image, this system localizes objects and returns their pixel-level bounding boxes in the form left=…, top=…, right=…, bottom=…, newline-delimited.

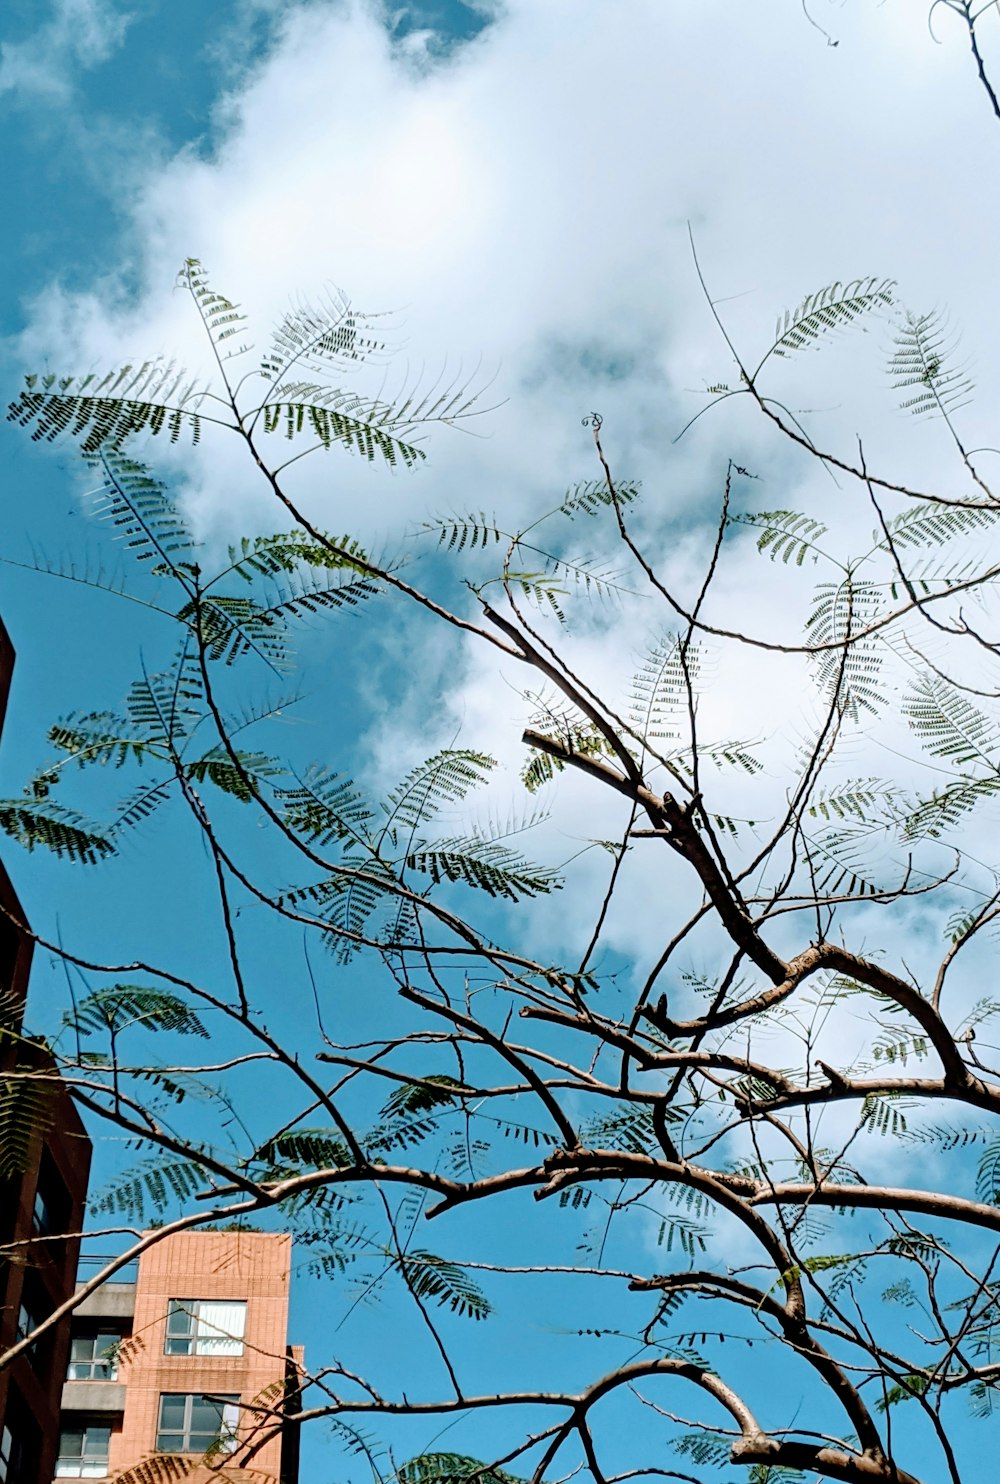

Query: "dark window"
left=165, top=1299, right=245, bottom=1356
left=54, top=1425, right=111, bottom=1478
left=68, top=1331, right=120, bottom=1381
left=0, top=1423, right=14, bottom=1484
left=15, top=1300, right=35, bottom=1343
left=156, top=1393, right=239, bottom=1454
left=32, top=1183, right=56, bottom=1236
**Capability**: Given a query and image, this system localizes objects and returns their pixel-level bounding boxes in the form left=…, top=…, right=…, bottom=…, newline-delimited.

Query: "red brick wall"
left=111, top=1231, right=295, bottom=1481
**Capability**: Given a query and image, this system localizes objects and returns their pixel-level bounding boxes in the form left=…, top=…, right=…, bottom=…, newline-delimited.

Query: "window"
left=67, top=1332, right=120, bottom=1381
left=32, top=1184, right=56, bottom=1236
left=165, top=1299, right=246, bottom=1356
left=15, top=1298, right=42, bottom=1367
left=15, top=1301, right=34, bottom=1343
left=0, top=1424, right=14, bottom=1484
left=156, top=1394, right=239, bottom=1455
left=54, top=1425, right=111, bottom=1478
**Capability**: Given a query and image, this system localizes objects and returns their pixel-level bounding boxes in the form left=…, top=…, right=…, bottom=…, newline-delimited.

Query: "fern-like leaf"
left=66, top=985, right=209, bottom=1039
left=889, top=309, right=973, bottom=419
left=405, top=836, right=560, bottom=900
left=279, top=767, right=374, bottom=845
left=733, top=509, right=829, bottom=566
left=260, top=291, right=385, bottom=383
left=380, top=1077, right=466, bottom=1120
left=0, top=800, right=114, bottom=862
left=558, top=477, right=642, bottom=518
left=7, top=362, right=208, bottom=453
left=262, top=383, right=425, bottom=468
left=0, top=1066, right=55, bottom=1177
left=382, top=750, right=496, bottom=836
left=976, top=1138, right=1000, bottom=1204
left=399, top=1456, right=525, bottom=1484
left=90, top=1157, right=209, bottom=1218
left=761, top=276, right=894, bottom=365
left=396, top=1251, right=492, bottom=1320
left=185, top=749, right=282, bottom=803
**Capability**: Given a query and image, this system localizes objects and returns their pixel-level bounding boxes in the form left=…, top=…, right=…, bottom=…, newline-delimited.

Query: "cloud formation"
left=0, top=0, right=130, bottom=100
left=12, top=0, right=1000, bottom=991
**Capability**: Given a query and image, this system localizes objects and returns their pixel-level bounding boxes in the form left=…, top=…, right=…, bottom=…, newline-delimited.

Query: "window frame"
left=54, top=1423, right=112, bottom=1479
left=164, top=1299, right=246, bottom=1357
left=67, top=1331, right=121, bottom=1382
left=155, top=1392, right=240, bottom=1455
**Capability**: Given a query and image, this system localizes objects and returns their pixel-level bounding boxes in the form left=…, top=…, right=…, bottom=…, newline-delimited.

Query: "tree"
left=5, top=111, right=1000, bottom=1484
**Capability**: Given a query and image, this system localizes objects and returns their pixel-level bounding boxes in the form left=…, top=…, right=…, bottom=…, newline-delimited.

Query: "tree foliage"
left=7, top=88, right=1000, bottom=1484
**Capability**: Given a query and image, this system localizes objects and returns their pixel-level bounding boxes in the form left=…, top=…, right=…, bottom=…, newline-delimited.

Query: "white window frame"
left=54, top=1424, right=111, bottom=1478
left=164, top=1299, right=246, bottom=1356
left=67, top=1331, right=120, bottom=1381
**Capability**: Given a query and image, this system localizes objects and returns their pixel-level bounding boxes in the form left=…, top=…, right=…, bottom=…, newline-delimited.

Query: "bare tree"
left=3, top=249, right=1000, bottom=1484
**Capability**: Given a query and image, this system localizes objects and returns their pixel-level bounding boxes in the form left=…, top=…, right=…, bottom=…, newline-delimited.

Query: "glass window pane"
left=194, top=1301, right=245, bottom=1356
left=166, top=1302, right=194, bottom=1335
left=158, top=1396, right=187, bottom=1430
left=190, top=1396, right=223, bottom=1432
left=58, top=1432, right=84, bottom=1459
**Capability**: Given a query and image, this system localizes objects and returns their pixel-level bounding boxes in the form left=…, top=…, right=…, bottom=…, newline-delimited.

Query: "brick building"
left=1, top=617, right=94, bottom=1484
left=57, top=1229, right=303, bottom=1482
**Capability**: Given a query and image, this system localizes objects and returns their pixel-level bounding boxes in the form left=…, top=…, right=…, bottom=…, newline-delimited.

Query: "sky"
left=5, top=1, right=1000, bottom=1481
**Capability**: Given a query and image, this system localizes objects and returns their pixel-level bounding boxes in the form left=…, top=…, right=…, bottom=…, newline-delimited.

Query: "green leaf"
left=0, top=800, right=115, bottom=862
left=90, top=1157, right=209, bottom=1219
left=399, top=1456, right=525, bottom=1484
left=383, top=750, right=496, bottom=834
left=396, top=1251, right=492, bottom=1320
left=0, top=1066, right=55, bottom=1178
left=762, top=276, right=894, bottom=364
left=186, top=749, right=282, bottom=803
left=65, top=986, right=209, bottom=1039
left=6, top=364, right=207, bottom=454
left=405, top=837, right=560, bottom=900
left=380, top=1076, right=466, bottom=1119
left=889, top=308, right=974, bottom=419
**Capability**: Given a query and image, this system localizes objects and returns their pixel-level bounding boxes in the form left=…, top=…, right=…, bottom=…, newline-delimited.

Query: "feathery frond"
left=6, top=362, right=209, bottom=453
left=0, top=800, right=115, bottom=862
left=760, top=277, right=894, bottom=366
left=806, top=577, right=885, bottom=717
left=382, top=750, right=496, bottom=836
left=66, top=985, right=209, bottom=1039
left=881, top=499, right=1000, bottom=550
left=261, top=383, right=425, bottom=468
left=405, top=835, right=560, bottom=900
left=89, top=451, right=194, bottom=565
left=734, top=508, right=829, bottom=566
left=558, top=477, right=642, bottom=518
left=399, top=1455, right=525, bottom=1484
left=396, top=1250, right=492, bottom=1320
left=279, top=767, right=375, bottom=845
left=179, top=258, right=250, bottom=356
left=889, top=308, right=974, bottom=420
left=261, top=291, right=385, bottom=383
left=90, top=1157, right=210, bottom=1219
left=0, top=1067, right=54, bottom=1177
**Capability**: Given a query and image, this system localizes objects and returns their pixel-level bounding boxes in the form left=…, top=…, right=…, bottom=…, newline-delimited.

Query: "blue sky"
left=5, top=3, right=1000, bottom=1482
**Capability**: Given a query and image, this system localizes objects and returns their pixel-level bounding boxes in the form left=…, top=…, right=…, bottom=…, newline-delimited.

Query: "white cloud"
left=0, top=0, right=130, bottom=100
left=13, top=0, right=1000, bottom=1002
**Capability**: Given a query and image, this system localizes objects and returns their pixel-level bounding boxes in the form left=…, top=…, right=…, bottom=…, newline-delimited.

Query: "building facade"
left=57, top=1230, right=302, bottom=1482
left=1, top=618, right=94, bottom=1484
